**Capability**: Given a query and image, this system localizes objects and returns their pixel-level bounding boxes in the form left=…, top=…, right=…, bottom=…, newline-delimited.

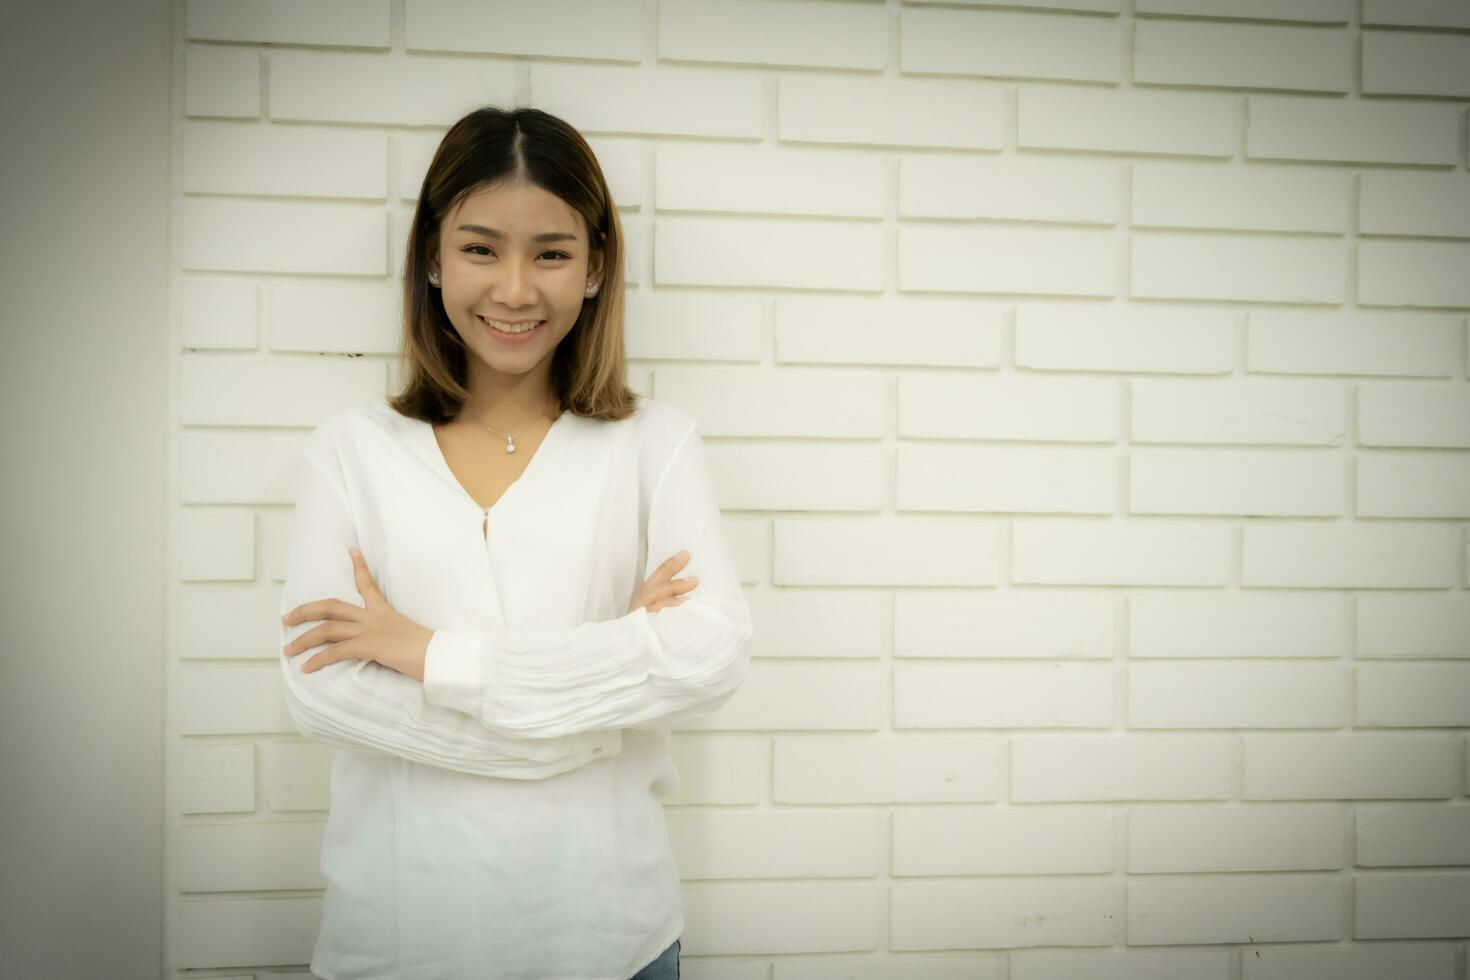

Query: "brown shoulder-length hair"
left=387, top=105, right=640, bottom=425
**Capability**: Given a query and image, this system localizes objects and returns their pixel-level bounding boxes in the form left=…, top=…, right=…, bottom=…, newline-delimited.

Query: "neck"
left=459, top=362, right=557, bottom=430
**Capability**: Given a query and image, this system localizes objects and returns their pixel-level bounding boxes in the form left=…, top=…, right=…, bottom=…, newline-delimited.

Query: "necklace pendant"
left=505, top=436, right=516, bottom=454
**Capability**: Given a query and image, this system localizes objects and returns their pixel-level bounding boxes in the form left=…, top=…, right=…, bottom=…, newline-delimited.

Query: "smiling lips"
left=479, top=315, right=544, bottom=335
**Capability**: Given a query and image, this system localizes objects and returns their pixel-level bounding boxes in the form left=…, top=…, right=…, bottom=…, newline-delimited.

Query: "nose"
left=490, top=255, right=536, bottom=307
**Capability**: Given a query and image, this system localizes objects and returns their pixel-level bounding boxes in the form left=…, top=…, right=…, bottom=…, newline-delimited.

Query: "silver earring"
left=585, top=282, right=599, bottom=296
left=428, top=272, right=440, bottom=287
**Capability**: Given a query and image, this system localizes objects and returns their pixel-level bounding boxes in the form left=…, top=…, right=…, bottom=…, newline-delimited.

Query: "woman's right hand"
left=628, top=550, right=699, bottom=615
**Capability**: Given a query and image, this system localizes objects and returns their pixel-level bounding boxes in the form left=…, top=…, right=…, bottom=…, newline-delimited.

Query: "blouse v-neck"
left=418, top=409, right=571, bottom=517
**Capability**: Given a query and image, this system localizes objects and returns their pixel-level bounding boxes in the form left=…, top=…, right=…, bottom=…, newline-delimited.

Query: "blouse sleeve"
left=277, top=440, right=623, bottom=779
left=420, top=422, right=755, bottom=740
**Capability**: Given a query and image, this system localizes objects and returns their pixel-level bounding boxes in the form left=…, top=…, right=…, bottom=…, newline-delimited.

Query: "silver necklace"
left=477, top=407, right=556, bottom=454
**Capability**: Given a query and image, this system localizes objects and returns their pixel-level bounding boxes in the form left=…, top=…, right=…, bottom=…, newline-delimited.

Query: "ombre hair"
left=388, top=105, right=639, bottom=424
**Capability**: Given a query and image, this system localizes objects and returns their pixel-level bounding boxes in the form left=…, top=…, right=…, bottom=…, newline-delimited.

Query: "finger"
left=349, top=548, right=381, bottom=597
left=649, top=551, right=690, bottom=585
left=283, top=620, right=346, bottom=658
left=672, top=576, right=699, bottom=595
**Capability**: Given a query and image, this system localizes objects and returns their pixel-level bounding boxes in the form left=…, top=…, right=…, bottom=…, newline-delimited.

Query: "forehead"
left=445, top=182, right=581, bottom=238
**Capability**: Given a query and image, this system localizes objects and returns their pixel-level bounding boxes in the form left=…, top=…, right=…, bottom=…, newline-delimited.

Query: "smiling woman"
left=274, top=107, right=743, bottom=980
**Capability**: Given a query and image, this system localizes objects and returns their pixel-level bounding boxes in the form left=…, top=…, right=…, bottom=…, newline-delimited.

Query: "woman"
left=277, top=105, right=753, bottom=979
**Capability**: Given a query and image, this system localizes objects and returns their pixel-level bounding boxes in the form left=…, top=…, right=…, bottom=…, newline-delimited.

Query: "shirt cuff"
left=422, top=628, right=484, bottom=717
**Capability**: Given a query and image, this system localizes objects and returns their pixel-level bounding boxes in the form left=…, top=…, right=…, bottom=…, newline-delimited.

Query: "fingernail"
left=678, top=550, right=688, bottom=559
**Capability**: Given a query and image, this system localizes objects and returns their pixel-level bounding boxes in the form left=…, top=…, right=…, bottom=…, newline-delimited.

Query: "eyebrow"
left=456, top=224, right=578, bottom=243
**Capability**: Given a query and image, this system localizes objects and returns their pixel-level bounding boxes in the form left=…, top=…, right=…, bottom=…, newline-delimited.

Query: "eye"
left=462, top=246, right=571, bottom=261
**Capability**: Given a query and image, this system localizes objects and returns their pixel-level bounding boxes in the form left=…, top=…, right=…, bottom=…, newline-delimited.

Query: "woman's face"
left=431, top=180, right=602, bottom=381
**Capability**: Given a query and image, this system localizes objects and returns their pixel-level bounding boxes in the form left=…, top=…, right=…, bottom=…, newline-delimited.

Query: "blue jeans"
left=628, top=937, right=679, bottom=980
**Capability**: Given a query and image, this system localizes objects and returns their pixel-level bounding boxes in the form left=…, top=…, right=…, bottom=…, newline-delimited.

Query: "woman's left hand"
left=281, top=547, right=432, bottom=681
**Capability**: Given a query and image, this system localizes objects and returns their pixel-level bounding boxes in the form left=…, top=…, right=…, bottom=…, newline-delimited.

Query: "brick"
left=178, top=821, right=325, bottom=891
left=1011, top=735, right=1232, bottom=802
left=1242, top=734, right=1460, bottom=799
left=655, top=215, right=883, bottom=291
left=268, top=280, right=400, bottom=355
left=1127, top=875, right=1341, bottom=945
left=775, top=735, right=1004, bottom=804
left=1358, top=594, right=1470, bottom=659
left=406, top=0, right=640, bottom=60
left=626, top=291, right=762, bottom=363
left=1355, top=874, right=1470, bottom=939
left=662, top=735, right=765, bottom=805
left=657, top=142, right=883, bottom=218
left=181, top=198, right=387, bottom=275
left=780, top=74, right=1005, bottom=149
left=1015, top=519, right=1230, bottom=586
left=900, top=370, right=1120, bottom=441
left=178, top=588, right=285, bottom=659
left=1359, top=453, right=1470, bottom=518
left=179, top=744, right=256, bottom=814
left=1135, top=19, right=1351, bottom=93
left=1358, top=383, right=1470, bottom=448
left=180, top=509, right=255, bottom=582
left=1363, top=31, right=1470, bottom=98
left=181, top=277, right=257, bottom=350
left=1019, top=85, right=1235, bottom=157
left=1356, top=803, right=1470, bottom=866
left=895, top=807, right=1113, bottom=875
left=186, top=0, right=390, bottom=47
left=1132, top=377, right=1346, bottom=445
left=182, top=122, right=387, bottom=200
left=1132, top=161, right=1348, bottom=233
left=178, top=665, right=293, bottom=734
left=901, top=153, right=1121, bottom=225
left=667, top=810, right=880, bottom=878
left=896, top=662, right=1114, bottom=727
left=1132, top=232, right=1345, bottom=304
left=1242, top=523, right=1458, bottom=588
left=270, top=49, right=515, bottom=126
left=261, top=740, right=333, bottom=811
left=900, top=224, right=1118, bottom=297
left=652, top=366, right=884, bottom=437
left=892, top=879, right=1117, bottom=949
left=661, top=0, right=886, bottom=70
left=898, top=442, right=1114, bottom=513
left=707, top=441, right=883, bottom=511
left=1129, top=804, right=1343, bottom=873
left=1248, top=311, right=1461, bottom=378
left=747, top=589, right=886, bottom=659
left=1016, top=302, right=1233, bottom=373
left=1363, top=0, right=1470, bottom=29
left=1357, top=663, right=1470, bottom=726
left=1129, top=662, right=1346, bottom=728
left=773, top=517, right=1001, bottom=586
left=1360, top=170, right=1470, bottom=238
left=183, top=46, right=260, bottom=119
left=1136, top=0, right=1351, bottom=20
left=901, top=7, right=1122, bottom=84
left=180, top=429, right=301, bottom=504
left=775, top=294, right=1004, bottom=368
left=916, top=0, right=1120, bottom=11
left=702, top=662, right=881, bottom=731
left=1131, top=448, right=1343, bottom=517
left=1130, top=591, right=1345, bottom=659
left=1010, top=950, right=1229, bottom=980
left=1247, top=95, right=1459, bottom=165
left=1359, top=241, right=1470, bottom=308
left=681, top=882, right=880, bottom=955
left=177, top=897, right=320, bottom=968
left=895, top=590, right=1115, bottom=660
left=179, top=353, right=384, bottom=426
left=1243, top=944, right=1454, bottom=980
left=533, top=63, right=762, bottom=139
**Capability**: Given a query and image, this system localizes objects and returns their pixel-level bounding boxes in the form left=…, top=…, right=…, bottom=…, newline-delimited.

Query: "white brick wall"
left=170, top=0, right=1470, bottom=975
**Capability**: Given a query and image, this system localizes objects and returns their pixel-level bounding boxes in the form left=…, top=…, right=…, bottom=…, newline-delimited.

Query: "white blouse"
left=277, top=396, right=754, bottom=980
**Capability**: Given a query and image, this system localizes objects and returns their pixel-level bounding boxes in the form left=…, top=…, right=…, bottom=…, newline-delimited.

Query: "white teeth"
left=481, top=317, right=542, bottom=334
